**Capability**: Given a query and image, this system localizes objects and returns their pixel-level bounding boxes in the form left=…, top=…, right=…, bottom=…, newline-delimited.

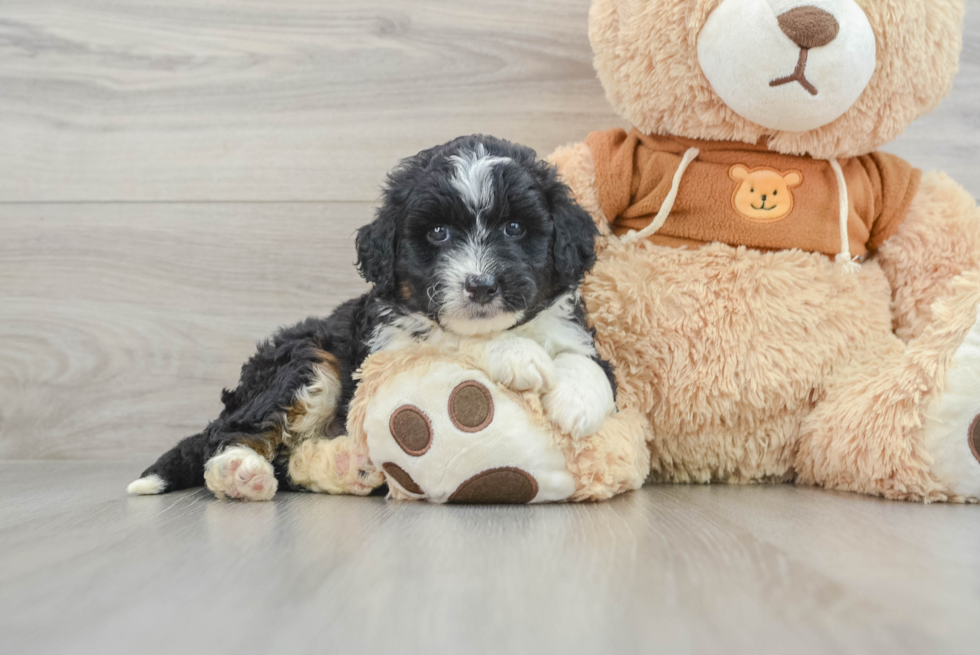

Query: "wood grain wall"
left=2, top=0, right=979, bottom=459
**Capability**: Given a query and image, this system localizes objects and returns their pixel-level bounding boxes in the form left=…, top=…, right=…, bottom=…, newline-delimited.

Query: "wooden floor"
left=1, top=461, right=978, bottom=655
left=3, top=1, right=980, bottom=652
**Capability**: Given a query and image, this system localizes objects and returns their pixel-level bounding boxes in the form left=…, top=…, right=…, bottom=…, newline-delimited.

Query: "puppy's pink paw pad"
left=205, top=446, right=278, bottom=502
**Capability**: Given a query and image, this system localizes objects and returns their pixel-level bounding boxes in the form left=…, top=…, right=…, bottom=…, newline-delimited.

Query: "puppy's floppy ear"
left=356, top=148, right=436, bottom=295
left=538, top=163, right=598, bottom=289
left=355, top=204, right=399, bottom=295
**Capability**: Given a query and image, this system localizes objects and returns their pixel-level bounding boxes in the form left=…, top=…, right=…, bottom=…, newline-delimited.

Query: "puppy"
left=127, top=135, right=617, bottom=501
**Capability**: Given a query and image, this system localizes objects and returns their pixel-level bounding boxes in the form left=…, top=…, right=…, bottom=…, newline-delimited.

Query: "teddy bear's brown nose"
left=777, top=6, right=840, bottom=49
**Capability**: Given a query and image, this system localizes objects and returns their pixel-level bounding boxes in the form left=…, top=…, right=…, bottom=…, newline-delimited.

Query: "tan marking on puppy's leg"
left=238, top=427, right=284, bottom=462
left=285, top=349, right=343, bottom=448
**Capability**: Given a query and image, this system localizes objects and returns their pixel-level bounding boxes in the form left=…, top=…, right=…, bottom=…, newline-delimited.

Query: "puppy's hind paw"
left=287, top=435, right=385, bottom=496
left=204, top=446, right=278, bottom=501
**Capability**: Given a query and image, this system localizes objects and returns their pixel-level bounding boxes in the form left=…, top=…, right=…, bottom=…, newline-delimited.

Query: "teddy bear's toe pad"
left=382, top=462, right=424, bottom=496
left=389, top=406, right=433, bottom=456
left=449, top=381, right=494, bottom=431
left=969, top=416, right=980, bottom=465
left=448, top=467, right=538, bottom=504
left=365, top=362, right=575, bottom=504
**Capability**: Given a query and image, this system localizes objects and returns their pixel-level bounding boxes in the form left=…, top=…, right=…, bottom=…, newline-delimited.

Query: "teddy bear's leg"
left=797, top=268, right=980, bottom=502
left=286, top=435, right=385, bottom=496
left=548, top=142, right=610, bottom=234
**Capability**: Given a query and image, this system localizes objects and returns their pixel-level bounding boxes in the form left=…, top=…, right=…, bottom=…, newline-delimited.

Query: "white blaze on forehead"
left=449, top=144, right=511, bottom=217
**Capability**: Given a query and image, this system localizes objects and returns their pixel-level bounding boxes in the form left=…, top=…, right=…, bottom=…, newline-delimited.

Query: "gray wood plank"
left=0, top=203, right=370, bottom=459
left=1, top=0, right=979, bottom=203
left=1, top=461, right=977, bottom=655
left=0, top=0, right=622, bottom=202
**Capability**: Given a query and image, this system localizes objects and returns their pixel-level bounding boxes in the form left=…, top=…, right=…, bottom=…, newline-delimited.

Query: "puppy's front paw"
left=483, top=336, right=556, bottom=393
left=542, top=355, right=616, bottom=439
left=204, top=446, right=278, bottom=501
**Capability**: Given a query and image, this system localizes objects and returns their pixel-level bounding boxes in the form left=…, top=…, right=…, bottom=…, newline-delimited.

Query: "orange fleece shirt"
left=586, top=129, right=921, bottom=258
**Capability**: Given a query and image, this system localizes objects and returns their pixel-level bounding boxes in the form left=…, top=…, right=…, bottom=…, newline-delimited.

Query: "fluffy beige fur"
left=342, top=345, right=652, bottom=502
left=589, top=0, right=964, bottom=159
left=548, top=0, right=980, bottom=503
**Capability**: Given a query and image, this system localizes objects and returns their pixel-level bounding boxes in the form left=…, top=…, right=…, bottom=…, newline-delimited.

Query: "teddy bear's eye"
left=750, top=188, right=755, bottom=193
left=773, top=190, right=778, bottom=196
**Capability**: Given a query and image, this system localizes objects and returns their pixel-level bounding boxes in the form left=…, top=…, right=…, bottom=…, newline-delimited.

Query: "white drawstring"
left=622, top=147, right=700, bottom=243
left=828, top=158, right=860, bottom=274
left=621, top=148, right=859, bottom=275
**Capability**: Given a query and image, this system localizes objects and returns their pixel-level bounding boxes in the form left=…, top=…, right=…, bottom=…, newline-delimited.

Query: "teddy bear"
left=543, top=0, right=980, bottom=502
left=291, top=0, right=979, bottom=505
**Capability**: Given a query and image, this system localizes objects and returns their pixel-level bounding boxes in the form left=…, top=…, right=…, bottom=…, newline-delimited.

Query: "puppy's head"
left=357, top=135, right=597, bottom=336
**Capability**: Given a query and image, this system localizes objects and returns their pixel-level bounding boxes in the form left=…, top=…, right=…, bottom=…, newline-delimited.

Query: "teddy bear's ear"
left=783, top=171, right=803, bottom=188
left=730, top=165, right=750, bottom=182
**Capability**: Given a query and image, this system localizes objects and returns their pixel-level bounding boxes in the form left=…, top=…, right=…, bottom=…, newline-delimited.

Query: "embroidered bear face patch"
left=729, top=165, right=803, bottom=222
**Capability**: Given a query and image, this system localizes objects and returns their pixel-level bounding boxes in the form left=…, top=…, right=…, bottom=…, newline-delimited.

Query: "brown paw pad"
left=382, top=462, right=425, bottom=496
left=448, top=381, right=494, bottom=432
left=970, top=415, right=980, bottom=464
left=389, top=405, right=433, bottom=456
left=448, top=467, right=538, bottom=504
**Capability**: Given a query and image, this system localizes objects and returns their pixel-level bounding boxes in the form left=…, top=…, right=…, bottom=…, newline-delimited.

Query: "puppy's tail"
left=126, top=432, right=209, bottom=495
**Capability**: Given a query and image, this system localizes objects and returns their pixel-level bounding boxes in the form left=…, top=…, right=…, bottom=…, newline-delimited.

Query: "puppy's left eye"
left=504, top=221, right=525, bottom=237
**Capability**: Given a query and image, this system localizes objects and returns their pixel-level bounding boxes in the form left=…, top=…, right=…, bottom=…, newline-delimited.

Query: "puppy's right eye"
left=427, top=226, right=450, bottom=244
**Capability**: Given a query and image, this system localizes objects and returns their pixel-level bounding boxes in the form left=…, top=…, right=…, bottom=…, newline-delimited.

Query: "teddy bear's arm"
left=876, top=171, right=980, bottom=341
left=548, top=142, right=611, bottom=235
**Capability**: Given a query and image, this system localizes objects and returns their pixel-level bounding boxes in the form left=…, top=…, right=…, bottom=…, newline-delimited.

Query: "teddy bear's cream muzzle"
left=697, top=0, right=876, bottom=133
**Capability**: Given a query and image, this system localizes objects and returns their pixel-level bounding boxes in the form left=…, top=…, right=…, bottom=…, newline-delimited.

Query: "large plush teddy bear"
left=544, top=0, right=980, bottom=502
left=301, top=0, right=980, bottom=505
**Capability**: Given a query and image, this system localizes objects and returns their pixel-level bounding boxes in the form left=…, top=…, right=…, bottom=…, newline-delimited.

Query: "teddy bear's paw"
left=365, top=363, right=575, bottom=504
left=204, top=445, right=278, bottom=501
left=482, top=336, right=556, bottom=393
left=922, top=306, right=980, bottom=500
left=542, top=354, right=616, bottom=439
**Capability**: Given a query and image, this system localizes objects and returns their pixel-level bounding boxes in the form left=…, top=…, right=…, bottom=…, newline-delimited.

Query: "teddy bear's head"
left=590, top=0, right=964, bottom=158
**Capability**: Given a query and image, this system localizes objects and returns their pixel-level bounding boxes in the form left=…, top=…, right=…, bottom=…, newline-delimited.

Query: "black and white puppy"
left=128, top=135, right=616, bottom=501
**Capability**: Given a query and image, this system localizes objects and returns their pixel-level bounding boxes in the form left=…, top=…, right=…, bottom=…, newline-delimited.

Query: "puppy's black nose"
left=464, top=274, right=499, bottom=305
left=778, top=6, right=839, bottom=50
